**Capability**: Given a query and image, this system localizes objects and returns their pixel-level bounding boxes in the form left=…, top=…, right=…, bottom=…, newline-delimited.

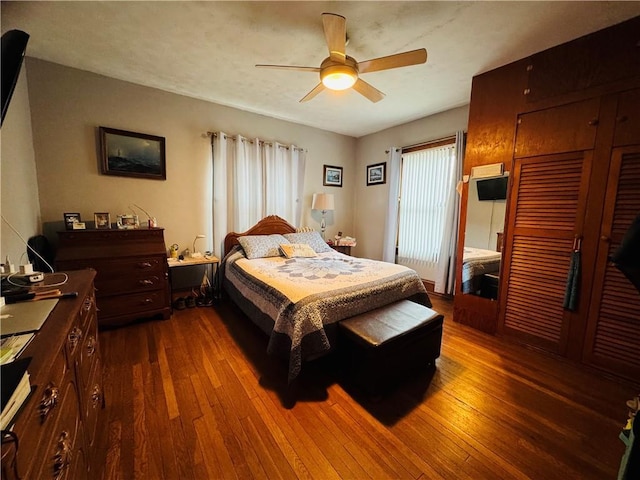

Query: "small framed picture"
left=63, top=212, right=81, bottom=230
left=367, top=162, right=386, bottom=186
left=94, top=212, right=111, bottom=229
left=323, top=165, right=343, bottom=187
left=116, top=214, right=139, bottom=230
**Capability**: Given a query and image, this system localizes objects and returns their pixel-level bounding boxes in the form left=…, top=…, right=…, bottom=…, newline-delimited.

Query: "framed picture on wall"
left=99, top=126, right=166, bottom=180
left=323, top=165, right=343, bottom=187
left=366, top=162, right=386, bottom=186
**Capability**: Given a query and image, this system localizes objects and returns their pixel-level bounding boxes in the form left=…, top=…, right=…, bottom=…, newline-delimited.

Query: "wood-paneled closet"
left=454, top=16, right=640, bottom=383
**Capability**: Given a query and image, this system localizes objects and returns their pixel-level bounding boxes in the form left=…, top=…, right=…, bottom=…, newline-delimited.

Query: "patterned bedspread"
left=223, top=248, right=431, bottom=381
left=461, top=247, right=501, bottom=294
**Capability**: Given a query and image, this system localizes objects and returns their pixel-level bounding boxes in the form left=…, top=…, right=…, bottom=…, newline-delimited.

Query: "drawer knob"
left=53, top=431, right=71, bottom=479
left=142, top=298, right=153, bottom=304
left=86, top=335, right=97, bottom=356
left=91, top=384, right=104, bottom=409
left=138, top=261, right=153, bottom=268
left=139, top=279, right=154, bottom=286
left=39, top=383, right=59, bottom=421
left=68, top=326, right=83, bottom=351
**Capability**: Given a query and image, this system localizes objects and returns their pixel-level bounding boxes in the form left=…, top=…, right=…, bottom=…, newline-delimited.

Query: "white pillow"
left=237, top=234, right=290, bottom=259
left=283, top=231, right=333, bottom=253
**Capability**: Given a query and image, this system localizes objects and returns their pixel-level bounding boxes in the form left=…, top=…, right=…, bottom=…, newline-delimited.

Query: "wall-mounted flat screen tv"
left=1, top=30, right=30, bottom=127
left=477, top=176, right=508, bottom=201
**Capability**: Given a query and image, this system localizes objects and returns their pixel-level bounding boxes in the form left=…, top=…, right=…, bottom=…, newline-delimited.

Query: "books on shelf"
left=1, top=356, right=32, bottom=430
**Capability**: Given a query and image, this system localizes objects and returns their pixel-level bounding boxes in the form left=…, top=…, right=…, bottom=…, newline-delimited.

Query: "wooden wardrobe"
left=454, top=16, right=640, bottom=383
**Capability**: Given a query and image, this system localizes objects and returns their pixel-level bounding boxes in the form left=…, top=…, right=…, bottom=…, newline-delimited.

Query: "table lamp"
left=312, top=193, right=334, bottom=239
left=192, top=234, right=206, bottom=257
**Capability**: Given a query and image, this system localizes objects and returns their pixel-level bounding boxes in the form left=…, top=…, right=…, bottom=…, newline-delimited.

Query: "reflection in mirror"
left=462, top=173, right=508, bottom=299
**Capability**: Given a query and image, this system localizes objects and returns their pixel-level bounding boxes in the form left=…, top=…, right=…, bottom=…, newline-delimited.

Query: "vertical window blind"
left=397, top=142, right=456, bottom=276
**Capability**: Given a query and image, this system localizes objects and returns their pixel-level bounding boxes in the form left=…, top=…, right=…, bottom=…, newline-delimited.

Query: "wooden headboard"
left=223, top=215, right=296, bottom=256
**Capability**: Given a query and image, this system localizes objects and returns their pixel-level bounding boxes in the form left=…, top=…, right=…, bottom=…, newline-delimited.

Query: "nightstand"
left=330, top=244, right=352, bottom=256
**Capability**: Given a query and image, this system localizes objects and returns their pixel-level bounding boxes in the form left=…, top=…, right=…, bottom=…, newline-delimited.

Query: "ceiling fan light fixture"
left=321, top=65, right=357, bottom=90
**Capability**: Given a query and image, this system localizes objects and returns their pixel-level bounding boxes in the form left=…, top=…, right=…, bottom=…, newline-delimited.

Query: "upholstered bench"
left=338, top=300, right=443, bottom=396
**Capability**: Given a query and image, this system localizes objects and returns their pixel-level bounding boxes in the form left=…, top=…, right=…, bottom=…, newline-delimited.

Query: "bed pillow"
left=283, top=231, right=333, bottom=253
left=237, top=234, right=290, bottom=259
left=279, top=243, right=317, bottom=259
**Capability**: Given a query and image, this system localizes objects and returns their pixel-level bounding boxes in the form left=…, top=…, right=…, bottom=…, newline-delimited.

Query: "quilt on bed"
left=223, top=248, right=431, bottom=381
left=461, top=247, right=502, bottom=294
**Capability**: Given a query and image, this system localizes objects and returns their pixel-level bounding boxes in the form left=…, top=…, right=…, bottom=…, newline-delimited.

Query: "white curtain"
left=434, top=131, right=465, bottom=294
left=212, top=132, right=306, bottom=258
left=382, top=147, right=402, bottom=263
left=265, top=143, right=306, bottom=224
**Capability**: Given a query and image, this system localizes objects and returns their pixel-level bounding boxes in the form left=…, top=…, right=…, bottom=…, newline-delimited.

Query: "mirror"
left=461, top=173, right=508, bottom=299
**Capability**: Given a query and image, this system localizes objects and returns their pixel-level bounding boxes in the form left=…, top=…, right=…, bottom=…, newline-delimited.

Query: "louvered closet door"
left=582, top=146, right=640, bottom=381
left=499, top=152, right=591, bottom=354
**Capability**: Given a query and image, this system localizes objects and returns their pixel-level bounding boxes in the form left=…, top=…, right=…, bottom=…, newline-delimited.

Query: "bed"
left=461, top=247, right=502, bottom=294
left=222, top=216, right=431, bottom=381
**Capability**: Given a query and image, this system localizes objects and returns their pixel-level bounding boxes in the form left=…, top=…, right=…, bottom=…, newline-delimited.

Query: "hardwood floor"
left=97, top=295, right=637, bottom=479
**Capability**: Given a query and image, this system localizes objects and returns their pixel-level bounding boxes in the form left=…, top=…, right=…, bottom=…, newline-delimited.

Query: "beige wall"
left=25, top=58, right=357, bottom=257
left=1, top=64, right=41, bottom=268
left=353, top=106, right=469, bottom=262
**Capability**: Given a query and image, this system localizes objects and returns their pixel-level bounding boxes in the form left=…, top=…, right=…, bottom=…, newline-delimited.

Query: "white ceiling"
left=3, top=1, right=640, bottom=138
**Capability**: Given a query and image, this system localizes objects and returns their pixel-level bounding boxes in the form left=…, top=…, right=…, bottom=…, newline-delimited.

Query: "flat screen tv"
left=1, top=30, right=30, bottom=127
left=477, top=176, right=508, bottom=201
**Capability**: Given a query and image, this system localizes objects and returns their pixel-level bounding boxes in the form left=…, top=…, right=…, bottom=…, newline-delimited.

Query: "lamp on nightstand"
left=312, top=193, right=334, bottom=240
left=192, top=234, right=206, bottom=257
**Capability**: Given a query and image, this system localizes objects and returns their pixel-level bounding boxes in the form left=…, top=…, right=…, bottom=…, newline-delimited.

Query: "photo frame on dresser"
left=63, top=212, right=81, bottom=230
left=94, top=212, right=111, bottom=229
left=99, top=126, right=166, bottom=180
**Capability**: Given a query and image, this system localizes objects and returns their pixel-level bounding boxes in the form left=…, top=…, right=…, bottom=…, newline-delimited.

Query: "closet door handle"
left=600, top=235, right=610, bottom=242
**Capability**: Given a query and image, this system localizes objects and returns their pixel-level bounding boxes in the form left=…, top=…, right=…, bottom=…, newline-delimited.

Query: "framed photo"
left=99, top=126, right=166, bottom=180
left=367, top=162, right=386, bottom=186
left=116, top=214, right=139, bottom=230
left=323, top=164, right=343, bottom=187
left=94, top=212, right=111, bottom=229
left=63, top=212, right=81, bottom=230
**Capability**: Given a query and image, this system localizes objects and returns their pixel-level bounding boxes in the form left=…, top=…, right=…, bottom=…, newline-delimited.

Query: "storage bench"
left=338, top=300, right=443, bottom=396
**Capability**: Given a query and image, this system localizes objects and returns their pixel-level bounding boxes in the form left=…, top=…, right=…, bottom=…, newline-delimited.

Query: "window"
left=397, top=139, right=456, bottom=279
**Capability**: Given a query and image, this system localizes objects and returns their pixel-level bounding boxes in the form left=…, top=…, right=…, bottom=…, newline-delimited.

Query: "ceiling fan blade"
left=322, top=13, right=346, bottom=63
left=352, top=78, right=385, bottom=103
left=256, top=64, right=320, bottom=73
left=300, top=83, right=326, bottom=103
left=357, top=48, right=427, bottom=74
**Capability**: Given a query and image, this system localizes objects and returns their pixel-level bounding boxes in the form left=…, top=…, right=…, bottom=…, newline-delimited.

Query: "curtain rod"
left=206, top=131, right=305, bottom=151
left=385, top=134, right=458, bottom=154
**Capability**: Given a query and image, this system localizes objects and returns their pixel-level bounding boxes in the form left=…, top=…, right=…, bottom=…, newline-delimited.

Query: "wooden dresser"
left=55, top=229, right=171, bottom=328
left=1, top=269, right=105, bottom=479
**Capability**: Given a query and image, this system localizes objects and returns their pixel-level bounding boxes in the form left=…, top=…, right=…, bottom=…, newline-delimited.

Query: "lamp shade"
left=312, top=193, right=334, bottom=211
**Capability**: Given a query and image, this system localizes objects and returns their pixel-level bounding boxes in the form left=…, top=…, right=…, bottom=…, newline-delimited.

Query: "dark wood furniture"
left=0, top=270, right=105, bottom=479
left=56, top=229, right=171, bottom=328
left=454, top=16, right=640, bottom=383
left=338, top=300, right=443, bottom=396
left=330, top=244, right=352, bottom=256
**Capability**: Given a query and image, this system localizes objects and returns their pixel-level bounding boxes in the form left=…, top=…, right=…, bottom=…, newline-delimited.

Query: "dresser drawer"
left=77, top=316, right=99, bottom=395
left=97, top=290, right=167, bottom=318
left=27, top=381, right=84, bottom=480
left=14, top=374, right=78, bottom=479
left=82, top=357, right=104, bottom=451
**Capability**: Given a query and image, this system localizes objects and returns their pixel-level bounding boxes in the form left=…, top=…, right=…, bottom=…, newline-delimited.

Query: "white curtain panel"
left=382, top=147, right=402, bottom=263
left=434, top=131, right=465, bottom=294
left=212, top=132, right=306, bottom=257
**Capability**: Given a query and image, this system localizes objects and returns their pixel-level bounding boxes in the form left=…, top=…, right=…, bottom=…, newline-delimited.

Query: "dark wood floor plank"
left=98, top=296, right=638, bottom=480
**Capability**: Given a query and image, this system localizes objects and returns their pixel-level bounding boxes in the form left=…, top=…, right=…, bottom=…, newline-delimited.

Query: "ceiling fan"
left=256, top=13, right=427, bottom=103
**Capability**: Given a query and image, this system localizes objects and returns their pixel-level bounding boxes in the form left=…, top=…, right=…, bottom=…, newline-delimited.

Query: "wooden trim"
left=402, top=136, right=456, bottom=153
